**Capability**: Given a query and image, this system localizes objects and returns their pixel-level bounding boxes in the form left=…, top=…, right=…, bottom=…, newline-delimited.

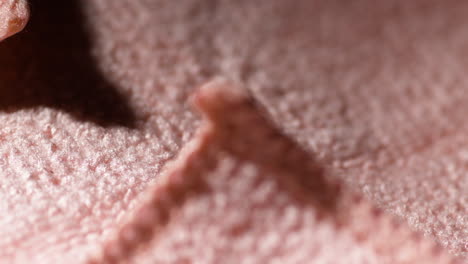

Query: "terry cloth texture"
left=0, top=0, right=467, bottom=263
left=0, top=0, right=29, bottom=41
left=89, top=80, right=460, bottom=264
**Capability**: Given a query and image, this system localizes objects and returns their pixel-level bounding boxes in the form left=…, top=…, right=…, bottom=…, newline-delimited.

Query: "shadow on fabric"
left=0, top=0, right=137, bottom=128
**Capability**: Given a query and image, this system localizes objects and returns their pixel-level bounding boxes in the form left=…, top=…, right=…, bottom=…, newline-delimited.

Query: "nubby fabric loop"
left=0, top=0, right=29, bottom=41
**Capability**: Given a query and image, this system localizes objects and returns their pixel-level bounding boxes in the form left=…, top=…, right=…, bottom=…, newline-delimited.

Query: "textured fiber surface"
left=0, top=0, right=29, bottom=41
left=90, top=80, right=459, bottom=264
left=0, top=0, right=467, bottom=263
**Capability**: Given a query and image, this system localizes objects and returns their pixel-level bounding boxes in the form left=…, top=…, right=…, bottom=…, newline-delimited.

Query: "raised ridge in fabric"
left=88, top=79, right=462, bottom=264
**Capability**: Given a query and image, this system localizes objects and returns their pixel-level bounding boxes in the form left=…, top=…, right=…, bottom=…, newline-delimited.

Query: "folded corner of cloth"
left=88, top=80, right=464, bottom=264
left=0, top=0, right=29, bottom=41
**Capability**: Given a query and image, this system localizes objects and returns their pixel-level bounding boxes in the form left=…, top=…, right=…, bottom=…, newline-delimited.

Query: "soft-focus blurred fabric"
left=0, top=0, right=29, bottom=41
left=0, top=0, right=466, bottom=263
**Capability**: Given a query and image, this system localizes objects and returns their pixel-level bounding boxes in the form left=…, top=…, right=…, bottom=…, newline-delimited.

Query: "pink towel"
left=0, top=1, right=466, bottom=263
left=0, top=0, right=28, bottom=41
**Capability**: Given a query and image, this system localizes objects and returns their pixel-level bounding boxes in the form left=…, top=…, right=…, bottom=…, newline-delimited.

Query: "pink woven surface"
left=0, top=0, right=467, bottom=263
left=90, top=80, right=461, bottom=264
left=0, top=0, right=28, bottom=41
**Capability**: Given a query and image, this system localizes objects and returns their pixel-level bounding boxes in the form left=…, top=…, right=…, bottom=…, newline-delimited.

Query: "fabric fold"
left=0, top=0, right=29, bottom=41
left=90, top=80, right=461, bottom=264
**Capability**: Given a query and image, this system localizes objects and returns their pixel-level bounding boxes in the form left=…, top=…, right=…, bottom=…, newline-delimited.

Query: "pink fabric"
left=0, top=0, right=28, bottom=41
left=90, top=80, right=460, bottom=263
left=0, top=0, right=467, bottom=263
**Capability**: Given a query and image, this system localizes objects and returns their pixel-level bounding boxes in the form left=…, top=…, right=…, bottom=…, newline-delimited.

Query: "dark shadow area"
left=0, top=0, right=137, bottom=128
